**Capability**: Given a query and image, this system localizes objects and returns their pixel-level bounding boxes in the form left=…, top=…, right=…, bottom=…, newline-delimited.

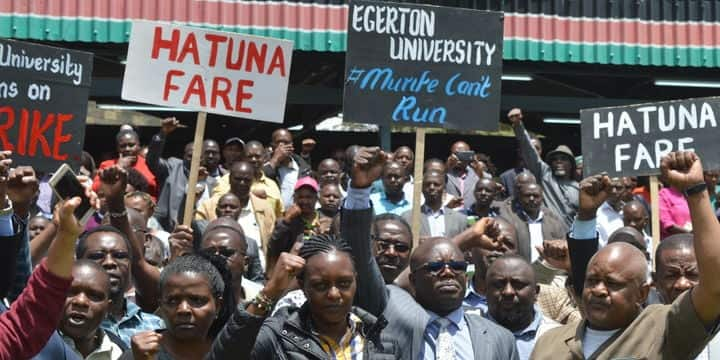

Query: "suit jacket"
left=195, top=193, right=276, bottom=256
left=501, top=205, right=568, bottom=261
left=262, top=154, right=312, bottom=188
left=344, top=207, right=519, bottom=360
left=401, top=206, right=468, bottom=239
left=446, top=167, right=481, bottom=210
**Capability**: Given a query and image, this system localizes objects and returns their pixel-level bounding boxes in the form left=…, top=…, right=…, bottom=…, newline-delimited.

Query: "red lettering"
left=17, top=108, right=29, bottom=155
left=225, top=38, right=245, bottom=70
left=177, top=33, right=200, bottom=65
left=268, top=46, right=287, bottom=77
left=163, top=70, right=185, bottom=101
left=211, top=77, right=233, bottom=110
left=151, top=27, right=180, bottom=61
left=53, top=113, right=73, bottom=161
left=246, top=42, right=267, bottom=74
left=183, top=75, right=207, bottom=107
left=205, top=34, right=228, bottom=67
left=28, top=110, right=53, bottom=157
left=0, top=107, right=14, bottom=152
left=235, top=80, right=254, bottom=113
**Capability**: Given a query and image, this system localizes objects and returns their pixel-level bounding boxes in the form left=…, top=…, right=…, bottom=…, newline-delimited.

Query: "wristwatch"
left=0, top=197, right=12, bottom=216
left=683, top=183, right=707, bottom=197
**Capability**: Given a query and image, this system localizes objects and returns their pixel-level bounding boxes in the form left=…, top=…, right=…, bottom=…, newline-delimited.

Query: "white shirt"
left=596, top=202, right=624, bottom=247
left=582, top=327, right=619, bottom=358
left=277, top=159, right=299, bottom=209
left=525, top=210, right=544, bottom=262
left=422, top=205, right=446, bottom=237
left=63, top=331, right=123, bottom=360
left=237, top=200, right=264, bottom=269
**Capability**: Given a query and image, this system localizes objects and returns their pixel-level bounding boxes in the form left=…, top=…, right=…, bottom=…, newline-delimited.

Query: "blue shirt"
left=463, top=280, right=488, bottom=313
left=487, top=307, right=544, bottom=360
left=369, top=191, right=412, bottom=216
left=421, top=307, right=474, bottom=360
left=101, top=300, right=165, bottom=347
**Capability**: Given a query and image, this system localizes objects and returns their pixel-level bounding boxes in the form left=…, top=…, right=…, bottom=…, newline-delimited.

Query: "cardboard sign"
left=343, top=0, right=503, bottom=130
left=122, top=21, right=294, bottom=123
left=581, top=97, right=720, bottom=177
left=0, top=39, right=93, bottom=172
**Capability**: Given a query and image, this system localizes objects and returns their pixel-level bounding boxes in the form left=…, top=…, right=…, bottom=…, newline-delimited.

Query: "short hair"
left=116, top=129, right=139, bottom=144
left=244, top=140, right=263, bottom=149
left=487, top=254, right=536, bottom=283
left=74, top=259, right=111, bottom=296
left=202, top=218, right=247, bottom=252
left=126, top=168, right=149, bottom=193
left=373, top=213, right=412, bottom=240
left=159, top=253, right=234, bottom=338
left=298, top=234, right=354, bottom=279
left=76, top=225, right=133, bottom=261
left=125, top=191, right=156, bottom=209
left=655, top=233, right=694, bottom=269
left=81, top=151, right=96, bottom=173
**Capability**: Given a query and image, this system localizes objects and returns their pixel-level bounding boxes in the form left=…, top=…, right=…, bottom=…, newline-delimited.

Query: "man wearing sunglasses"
left=344, top=146, right=519, bottom=360
left=372, top=213, right=413, bottom=284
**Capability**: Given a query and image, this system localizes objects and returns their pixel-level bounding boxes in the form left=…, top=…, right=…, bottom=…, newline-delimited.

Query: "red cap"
left=294, top=177, right=319, bottom=192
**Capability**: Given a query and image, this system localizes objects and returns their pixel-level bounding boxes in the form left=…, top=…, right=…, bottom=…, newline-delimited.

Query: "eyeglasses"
left=375, top=240, right=411, bottom=254
left=413, top=260, right=468, bottom=276
left=202, top=247, right=244, bottom=259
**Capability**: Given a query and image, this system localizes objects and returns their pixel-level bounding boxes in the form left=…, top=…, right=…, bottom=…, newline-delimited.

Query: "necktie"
left=435, top=318, right=455, bottom=360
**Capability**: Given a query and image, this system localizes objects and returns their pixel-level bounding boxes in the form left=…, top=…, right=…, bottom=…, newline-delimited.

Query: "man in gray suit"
left=446, top=141, right=486, bottom=210
left=345, top=146, right=519, bottom=360
left=403, top=170, right=468, bottom=239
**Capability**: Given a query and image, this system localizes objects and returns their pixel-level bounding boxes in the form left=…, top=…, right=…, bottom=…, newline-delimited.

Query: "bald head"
left=589, top=242, right=649, bottom=284
left=410, top=237, right=463, bottom=270
left=450, top=141, right=470, bottom=153
left=608, top=226, right=647, bottom=256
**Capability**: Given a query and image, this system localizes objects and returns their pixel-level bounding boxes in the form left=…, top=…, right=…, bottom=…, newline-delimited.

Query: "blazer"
left=501, top=205, right=568, bottom=261
left=344, top=207, right=519, bottom=360
left=446, top=167, right=481, bottom=210
left=401, top=206, right=468, bottom=239
left=195, top=193, right=277, bottom=256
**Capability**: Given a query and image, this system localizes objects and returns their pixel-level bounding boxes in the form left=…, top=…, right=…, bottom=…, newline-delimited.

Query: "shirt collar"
left=514, top=307, right=543, bottom=337
left=421, top=204, right=445, bottom=215
left=427, top=306, right=465, bottom=329
left=465, top=278, right=485, bottom=300
left=380, top=191, right=409, bottom=205
left=62, top=329, right=115, bottom=357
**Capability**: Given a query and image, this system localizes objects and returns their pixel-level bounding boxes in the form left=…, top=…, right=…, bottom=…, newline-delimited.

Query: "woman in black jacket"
left=208, top=234, right=400, bottom=360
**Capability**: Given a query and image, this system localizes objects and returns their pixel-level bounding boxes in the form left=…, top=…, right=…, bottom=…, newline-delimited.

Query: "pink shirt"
left=659, top=187, right=692, bottom=239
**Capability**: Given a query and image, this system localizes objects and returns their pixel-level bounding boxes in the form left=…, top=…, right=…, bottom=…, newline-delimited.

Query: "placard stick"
left=410, top=128, right=427, bottom=246
left=182, top=111, right=207, bottom=226
left=650, top=175, right=660, bottom=268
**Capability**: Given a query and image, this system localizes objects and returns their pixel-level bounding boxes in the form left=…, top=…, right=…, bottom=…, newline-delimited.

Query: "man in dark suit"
left=345, top=147, right=518, bottom=360
left=502, top=183, right=568, bottom=262
left=403, top=170, right=467, bottom=239
left=446, top=141, right=484, bottom=210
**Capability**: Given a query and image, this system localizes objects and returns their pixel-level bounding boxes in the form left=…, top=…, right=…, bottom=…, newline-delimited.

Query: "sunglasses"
left=202, top=247, right=243, bottom=259
left=376, top=240, right=411, bottom=254
left=414, top=260, right=468, bottom=276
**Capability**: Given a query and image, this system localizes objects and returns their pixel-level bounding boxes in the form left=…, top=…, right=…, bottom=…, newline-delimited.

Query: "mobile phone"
left=49, top=164, right=94, bottom=225
left=456, top=151, right=475, bottom=162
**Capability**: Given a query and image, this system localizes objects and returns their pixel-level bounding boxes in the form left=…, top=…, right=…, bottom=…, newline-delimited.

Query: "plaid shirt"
left=316, top=313, right=366, bottom=360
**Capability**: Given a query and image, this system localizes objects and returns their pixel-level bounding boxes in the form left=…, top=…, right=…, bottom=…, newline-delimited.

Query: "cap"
left=546, top=145, right=575, bottom=162
left=302, top=138, right=316, bottom=146
left=225, top=137, right=245, bottom=146
left=294, top=176, right=319, bottom=192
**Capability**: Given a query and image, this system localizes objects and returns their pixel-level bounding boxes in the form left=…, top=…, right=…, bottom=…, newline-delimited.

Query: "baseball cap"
left=294, top=176, right=319, bottom=192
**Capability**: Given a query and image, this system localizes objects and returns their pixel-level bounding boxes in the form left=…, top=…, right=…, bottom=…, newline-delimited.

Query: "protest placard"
left=122, top=21, right=294, bottom=123
left=581, top=97, right=720, bottom=177
left=0, top=39, right=93, bottom=172
left=343, top=0, right=503, bottom=130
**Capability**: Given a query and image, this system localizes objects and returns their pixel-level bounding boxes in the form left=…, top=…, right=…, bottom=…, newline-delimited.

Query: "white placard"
left=122, top=21, right=293, bottom=123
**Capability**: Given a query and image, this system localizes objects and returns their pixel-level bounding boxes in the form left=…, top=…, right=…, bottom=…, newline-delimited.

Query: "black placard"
left=0, top=39, right=93, bottom=172
left=343, top=0, right=503, bottom=130
left=581, top=97, right=720, bottom=177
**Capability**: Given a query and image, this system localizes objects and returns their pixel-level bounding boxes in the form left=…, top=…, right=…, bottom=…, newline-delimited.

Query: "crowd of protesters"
left=0, top=108, right=719, bottom=359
